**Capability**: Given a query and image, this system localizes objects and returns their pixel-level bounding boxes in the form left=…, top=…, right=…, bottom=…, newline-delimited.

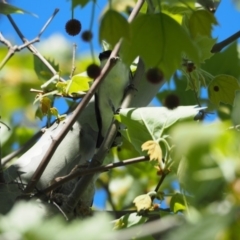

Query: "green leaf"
left=99, top=10, right=130, bottom=47
left=50, top=107, right=59, bottom=118
left=113, top=213, right=147, bottom=230
left=165, top=212, right=233, bottom=240
left=102, top=0, right=136, bottom=13
left=202, top=42, right=240, bottom=79
left=34, top=55, right=59, bottom=81
left=119, top=106, right=201, bottom=153
left=170, top=193, right=186, bottom=213
left=0, top=3, right=37, bottom=16
left=208, top=75, right=240, bottom=106
left=195, top=36, right=216, bottom=62
left=121, top=13, right=199, bottom=79
left=171, top=122, right=229, bottom=206
left=71, top=0, right=90, bottom=8
left=188, top=9, right=218, bottom=39
left=40, top=96, right=51, bottom=115
left=66, top=74, right=91, bottom=95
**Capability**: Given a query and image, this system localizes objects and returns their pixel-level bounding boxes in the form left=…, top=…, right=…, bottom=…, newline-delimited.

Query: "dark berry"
left=213, top=86, right=219, bottom=92
left=65, top=19, right=82, bottom=36
left=146, top=68, right=164, bottom=84
left=87, top=64, right=101, bottom=79
left=164, top=94, right=180, bottom=109
left=81, top=30, right=93, bottom=42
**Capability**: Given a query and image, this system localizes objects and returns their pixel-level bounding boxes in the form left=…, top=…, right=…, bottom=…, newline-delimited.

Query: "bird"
left=95, top=50, right=131, bottom=148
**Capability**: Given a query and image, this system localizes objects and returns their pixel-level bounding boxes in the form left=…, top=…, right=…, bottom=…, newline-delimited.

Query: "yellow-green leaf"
left=66, top=75, right=91, bottom=95
left=208, top=75, right=240, bottom=106
left=170, top=193, right=186, bottom=213
left=189, top=9, right=218, bottom=39
left=56, top=81, right=68, bottom=95
left=141, top=140, right=162, bottom=164
left=195, top=36, right=216, bottom=62
left=99, top=10, right=130, bottom=47
left=50, top=107, right=59, bottom=118
left=133, top=194, right=152, bottom=212
left=40, top=96, right=51, bottom=115
left=101, top=0, right=135, bottom=13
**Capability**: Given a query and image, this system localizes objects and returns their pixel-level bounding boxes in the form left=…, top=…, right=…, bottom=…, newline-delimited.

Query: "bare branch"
left=211, top=30, right=240, bottom=53
left=6, top=9, right=65, bottom=81
left=70, top=43, right=77, bottom=78
left=41, top=156, right=149, bottom=194
left=38, top=8, right=59, bottom=38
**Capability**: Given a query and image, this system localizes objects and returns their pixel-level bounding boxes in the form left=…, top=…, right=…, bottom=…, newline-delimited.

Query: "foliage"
left=1, top=0, right=240, bottom=239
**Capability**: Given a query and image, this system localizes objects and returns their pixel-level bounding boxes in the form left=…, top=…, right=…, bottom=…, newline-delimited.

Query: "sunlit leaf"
left=141, top=140, right=162, bottom=164
left=188, top=9, right=218, bottom=39
left=56, top=81, right=68, bottom=95
left=50, top=107, right=59, bottom=118
left=113, top=213, right=147, bottom=230
left=0, top=3, right=37, bottom=16
left=101, top=0, right=135, bottom=14
left=208, top=75, right=240, bottom=106
left=40, top=96, right=51, bottom=115
left=161, top=1, right=195, bottom=24
left=99, top=10, right=130, bottom=47
left=119, top=106, right=202, bottom=153
left=133, top=194, right=152, bottom=212
left=66, top=74, right=91, bottom=95
left=195, top=36, right=216, bottom=62
left=170, top=193, right=186, bottom=213
left=121, top=13, right=199, bottom=79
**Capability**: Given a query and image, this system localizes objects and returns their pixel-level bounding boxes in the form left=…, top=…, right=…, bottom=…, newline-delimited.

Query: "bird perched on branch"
left=95, top=50, right=131, bottom=148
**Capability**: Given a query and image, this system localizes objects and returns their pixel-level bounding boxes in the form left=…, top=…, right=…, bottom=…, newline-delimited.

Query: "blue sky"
left=1, top=0, right=240, bottom=54
left=1, top=0, right=240, bottom=209
left=0, top=0, right=107, bottom=53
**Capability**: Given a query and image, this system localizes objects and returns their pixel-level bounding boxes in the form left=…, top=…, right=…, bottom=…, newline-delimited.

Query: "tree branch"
left=5, top=9, right=65, bottom=82
left=41, top=156, right=149, bottom=194
left=211, top=30, right=240, bottom=53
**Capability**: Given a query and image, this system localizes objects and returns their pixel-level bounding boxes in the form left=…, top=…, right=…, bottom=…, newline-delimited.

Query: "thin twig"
left=154, top=172, right=168, bottom=193
left=41, top=156, right=149, bottom=194
left=6, top=9, right=65, bottom=81
left=70, top=43, right=77, bottom=78
left=38, top=8, right=59, bottom=38
left=211, top=30, right=240, bottom=53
